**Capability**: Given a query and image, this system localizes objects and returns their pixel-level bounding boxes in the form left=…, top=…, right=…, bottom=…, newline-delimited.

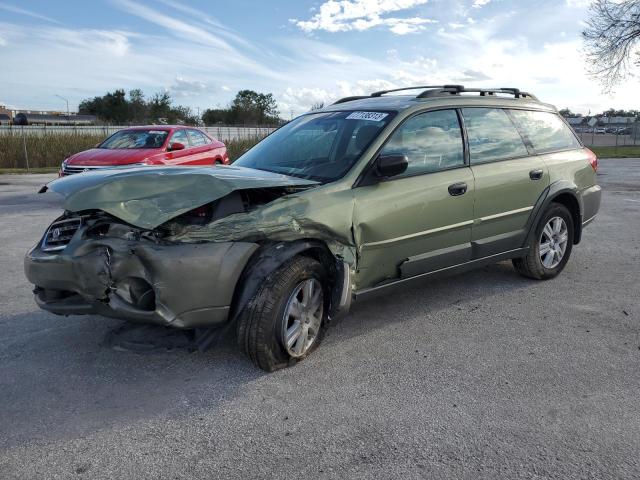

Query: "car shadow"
left=0, top=260, right=534, bottom=449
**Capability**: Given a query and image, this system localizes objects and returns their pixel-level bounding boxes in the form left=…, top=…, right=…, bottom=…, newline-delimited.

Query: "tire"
left=513, top=203, right=574, bottom=280
left=236, top=256, right=328, bottom=372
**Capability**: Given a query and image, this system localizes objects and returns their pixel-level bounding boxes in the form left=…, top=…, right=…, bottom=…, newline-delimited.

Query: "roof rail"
left=370, top=85, right=463, bottom=97
left=331, top=85, right=537, bottom=105
left=332, top=95, right=370, bottom=105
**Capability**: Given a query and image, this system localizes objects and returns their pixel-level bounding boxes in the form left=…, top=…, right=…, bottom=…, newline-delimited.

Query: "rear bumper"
left=581, top=184, right=601, bottom=227
left=25, top=232, right=258, bottom=328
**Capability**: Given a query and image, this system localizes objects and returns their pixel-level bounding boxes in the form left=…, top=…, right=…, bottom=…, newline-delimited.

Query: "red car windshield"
left=99, top=129, right=169, bottom=149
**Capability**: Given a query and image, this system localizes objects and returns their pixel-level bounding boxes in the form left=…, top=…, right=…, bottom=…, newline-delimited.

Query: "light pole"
left=54, top=94, right=70, bottom=120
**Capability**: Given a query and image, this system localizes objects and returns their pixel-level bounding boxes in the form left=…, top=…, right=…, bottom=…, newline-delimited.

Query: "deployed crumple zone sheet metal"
left=167, top=187, right=359, bottom=266
left=41, top=165, right=319, bottom=230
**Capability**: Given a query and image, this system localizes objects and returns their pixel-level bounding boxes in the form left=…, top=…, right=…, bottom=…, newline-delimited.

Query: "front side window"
left=169, top=130, right=190, bottom=148
left=235, top=110, right=394, bottom=183
left=462, top=108, right=529, bottom=164
left=509, top=110, right=581, bottom=153
left=380, top=109, right=464, bottom=176
left=99, top=129, right=169, bottom=149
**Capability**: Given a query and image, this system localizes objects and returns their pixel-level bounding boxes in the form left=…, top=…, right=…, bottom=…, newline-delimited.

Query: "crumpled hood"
left=66, top=148, right=158, bottom=166
left=41, top=165, right=319, bottom=229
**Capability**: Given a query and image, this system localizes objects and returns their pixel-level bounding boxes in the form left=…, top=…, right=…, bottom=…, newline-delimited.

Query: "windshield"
left=234, top=110, right=395, bottom=183
left=99, top=129, right=169, bottom=149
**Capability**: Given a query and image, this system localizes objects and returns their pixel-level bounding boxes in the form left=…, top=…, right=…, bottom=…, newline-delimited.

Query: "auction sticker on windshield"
left=346, top=111, right=389, bottom=122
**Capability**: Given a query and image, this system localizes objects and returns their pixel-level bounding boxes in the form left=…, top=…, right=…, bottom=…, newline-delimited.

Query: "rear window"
left=462, top=108, right=529, bottom=164
left=509, top=110, right=581, bottom=153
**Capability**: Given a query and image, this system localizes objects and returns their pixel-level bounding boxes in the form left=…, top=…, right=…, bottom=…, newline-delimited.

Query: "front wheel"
left=236, top=256, right=328, bottom=371
left=513, top=203, right=574, bottom=280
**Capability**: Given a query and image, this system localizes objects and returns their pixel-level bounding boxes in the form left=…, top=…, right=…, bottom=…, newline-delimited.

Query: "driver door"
left=164, top=129, right=192, bottom=165
left=353, top=109, right=475, bottom=289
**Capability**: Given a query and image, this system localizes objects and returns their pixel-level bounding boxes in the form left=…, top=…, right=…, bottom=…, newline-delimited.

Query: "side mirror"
left=375, top=154, right=408, bottom=178
left=168, top=142, right=185, bottom=151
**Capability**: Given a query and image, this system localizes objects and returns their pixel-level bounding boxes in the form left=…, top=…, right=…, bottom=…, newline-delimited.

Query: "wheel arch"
left=524, top=181, right=583, bottom=247
left=229, top=239, right=350, bottom=324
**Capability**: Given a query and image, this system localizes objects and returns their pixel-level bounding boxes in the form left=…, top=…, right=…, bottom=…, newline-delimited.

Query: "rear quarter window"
left=462, top=108, right=529, bottom=164
left=509, top=110, right=581, bottom=153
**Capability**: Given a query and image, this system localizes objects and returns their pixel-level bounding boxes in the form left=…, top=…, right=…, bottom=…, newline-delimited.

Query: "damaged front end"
left=26, top=211, right=259, bottom=328
left=25, top=165, right=357, bottom=328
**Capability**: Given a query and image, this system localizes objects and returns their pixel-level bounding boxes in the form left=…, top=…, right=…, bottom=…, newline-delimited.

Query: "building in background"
left=0, top=105, right=12, bottom=125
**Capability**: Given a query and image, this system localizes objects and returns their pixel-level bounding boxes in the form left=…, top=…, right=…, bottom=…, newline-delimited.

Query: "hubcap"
left=281, top=279, right=323, bottom=358
left=539, top=216, right=569, bottom=269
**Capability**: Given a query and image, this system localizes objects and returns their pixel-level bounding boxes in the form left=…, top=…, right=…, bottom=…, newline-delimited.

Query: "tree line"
left=559, top=108, right=640, bottom=119
left=79, top=89, right=282, bottom=126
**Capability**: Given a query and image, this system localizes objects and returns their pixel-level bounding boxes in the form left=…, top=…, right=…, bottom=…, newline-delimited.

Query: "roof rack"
left=332, top=85, right=537, bottom=105
left=332, top=95, right=370, bottom=105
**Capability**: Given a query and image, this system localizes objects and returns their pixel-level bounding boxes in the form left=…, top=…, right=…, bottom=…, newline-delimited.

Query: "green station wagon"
left=25, top=85, right=601, bottom=371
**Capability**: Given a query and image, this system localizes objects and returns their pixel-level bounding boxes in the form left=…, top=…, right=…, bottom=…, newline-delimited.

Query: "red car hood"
left=66, top=148, right=159, bottom=166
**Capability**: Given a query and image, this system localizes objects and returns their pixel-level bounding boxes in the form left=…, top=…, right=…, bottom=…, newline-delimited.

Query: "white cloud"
left=0, top=35, right=6, bottom=46
left=168, top=77, right=208, bottom=98
left=0, top=2, right=60, bottom=23
left=292, top=0, right=435, bottom=35
left=565, top=0, right=591, bottom=7
left=472, top=0, right=491, bottom=8
left=1, top=0, right=639, bottom=118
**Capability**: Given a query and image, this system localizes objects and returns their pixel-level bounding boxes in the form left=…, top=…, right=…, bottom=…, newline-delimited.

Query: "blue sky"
left=0, top=0, right=638, bottom=116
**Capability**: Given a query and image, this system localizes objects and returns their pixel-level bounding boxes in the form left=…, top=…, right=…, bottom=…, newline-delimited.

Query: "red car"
left=60, top=126, right=229, bottom=176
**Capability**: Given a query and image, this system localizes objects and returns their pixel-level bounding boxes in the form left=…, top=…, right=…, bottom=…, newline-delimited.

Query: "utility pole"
left=55, top=94, right=70, bottom=120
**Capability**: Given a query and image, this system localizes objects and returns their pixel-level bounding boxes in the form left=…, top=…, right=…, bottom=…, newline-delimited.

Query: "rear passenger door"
left=186, top=129, right=215, bottom=165
left=462, top=107, right=549, bottom=258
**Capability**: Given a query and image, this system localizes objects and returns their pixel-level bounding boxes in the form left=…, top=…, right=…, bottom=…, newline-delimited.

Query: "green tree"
left=148, top=92, right=172, bottom=123
left=128, top=89, right=147, bottom=124
left=202, top=108, right=230, bottom=125
left=171, top=105, right=200, bottom=125
left=229, top=90, right=279, bottom=124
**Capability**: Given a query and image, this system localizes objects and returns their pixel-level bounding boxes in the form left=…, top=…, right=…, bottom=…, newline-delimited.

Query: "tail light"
left=190, top=205, right=209, bottom=218
left=585, top=148, right=598, bottom=172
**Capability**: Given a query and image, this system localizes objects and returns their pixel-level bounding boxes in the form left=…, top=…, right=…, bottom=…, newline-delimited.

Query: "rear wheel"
left=236, top=256, right=328, bottom=371
left=513, top=203, right=574, bottom=280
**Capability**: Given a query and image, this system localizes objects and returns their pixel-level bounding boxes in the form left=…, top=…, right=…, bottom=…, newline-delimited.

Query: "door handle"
left=529, top=169, right=544, bottom=180
left=448, top=182, right=467, bottom=196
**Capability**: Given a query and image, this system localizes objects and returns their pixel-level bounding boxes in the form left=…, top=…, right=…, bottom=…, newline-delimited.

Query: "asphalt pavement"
left=0, top=159, right=638, bottom=479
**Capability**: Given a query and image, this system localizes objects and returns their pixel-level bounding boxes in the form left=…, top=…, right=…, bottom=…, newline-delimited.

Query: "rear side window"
left=380, top=109, right=464, bottom=176
left=462, top=108, right=529, bottom=164
left=187, top=129, right=209, bottom=146
left=509, top=110, right=580, bottom=153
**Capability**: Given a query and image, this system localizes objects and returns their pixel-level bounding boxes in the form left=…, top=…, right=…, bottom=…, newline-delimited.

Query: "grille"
left=41, top=218, right=82, bottom=252
left=62, top=165, right=103, bottom=176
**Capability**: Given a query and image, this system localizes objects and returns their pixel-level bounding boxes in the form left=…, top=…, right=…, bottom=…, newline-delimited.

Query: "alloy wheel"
left=281, top=279, right=324, bottom=358
left=539, top=216, right=569, bottom=269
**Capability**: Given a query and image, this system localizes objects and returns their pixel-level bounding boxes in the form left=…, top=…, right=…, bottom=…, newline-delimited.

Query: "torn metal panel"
left=165, top=186, right=359, bottom=267
left=41, top=165, right=319, bottom=230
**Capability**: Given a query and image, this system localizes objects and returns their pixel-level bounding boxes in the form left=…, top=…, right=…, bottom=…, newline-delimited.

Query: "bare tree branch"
left=582, top=0, right=640, bottom=91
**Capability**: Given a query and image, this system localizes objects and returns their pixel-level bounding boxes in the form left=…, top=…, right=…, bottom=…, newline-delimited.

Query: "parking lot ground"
left=0, top=160, right=639, bottom=479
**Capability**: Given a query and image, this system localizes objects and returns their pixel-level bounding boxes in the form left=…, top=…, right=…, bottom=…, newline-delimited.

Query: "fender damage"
left=26, top=165, right=358, bottom=328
